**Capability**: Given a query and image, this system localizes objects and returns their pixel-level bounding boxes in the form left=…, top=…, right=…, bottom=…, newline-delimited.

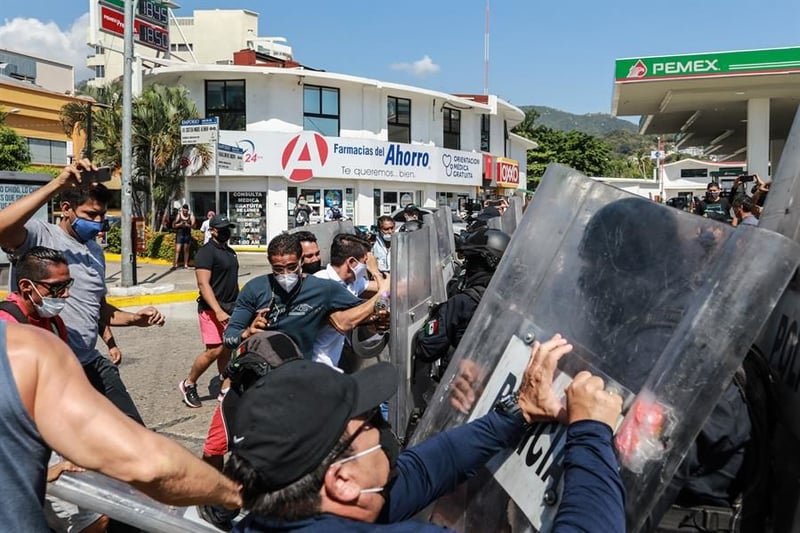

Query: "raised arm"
left=0, top=160, right=94, bottom=250
left=8, top=323, right=241, bottom=508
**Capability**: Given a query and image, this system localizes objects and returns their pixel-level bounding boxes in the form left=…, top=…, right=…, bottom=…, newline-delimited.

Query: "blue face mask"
left=71, top=216, right=104, bottom=242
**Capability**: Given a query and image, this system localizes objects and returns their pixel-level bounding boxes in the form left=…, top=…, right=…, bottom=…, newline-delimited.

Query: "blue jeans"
left=83, top=356, right=144, bottom=425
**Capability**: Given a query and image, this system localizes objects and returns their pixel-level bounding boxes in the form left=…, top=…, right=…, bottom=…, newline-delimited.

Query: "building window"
left=443, top=108, right=460, bottom=150
left=387, top=96, right=411, bottom=144
left=27, top=138, right=67, bottom=165
left=303, top=85, right=339, bottom=137
left=480, top=114, right=490, bottom=152
left=170, top=43, right=194, bottom=52
left=205, top=80, right=246, bottom=131
left=94, top=65, right=105, bottom=78
left=94, top=45, right=104, bottom=54
left=681, top=168, right=709, bottom=178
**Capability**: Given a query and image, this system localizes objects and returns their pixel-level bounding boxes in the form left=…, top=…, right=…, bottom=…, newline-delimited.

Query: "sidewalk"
left=104, top=251, right=269, bottom=308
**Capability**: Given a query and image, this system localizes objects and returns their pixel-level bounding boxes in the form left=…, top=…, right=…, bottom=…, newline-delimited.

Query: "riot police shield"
left=48, top=471, right=220, bottom=532
left=410, top=163, right=800, bottom=532
left=389, top=220, right=447, bottom=442
left=752, top=105, right=800, bottom=531
left=423, top=207, right=457, bottom=291
left=288, top=220, right=355, bottom=265
left=500, top=196, right=523, bottom=235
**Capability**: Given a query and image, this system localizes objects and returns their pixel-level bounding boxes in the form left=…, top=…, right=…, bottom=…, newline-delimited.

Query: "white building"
left=594, top=158, right=747, bottom=203
left=87, top=6, right=277, bottom=86
left=145, top=62, right=534, bottom=245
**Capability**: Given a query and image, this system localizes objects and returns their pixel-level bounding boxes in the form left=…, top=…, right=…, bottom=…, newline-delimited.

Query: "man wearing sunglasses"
left=226, top=334, right=625, bottom=532
left=0, top=246, right=72, bottom=341
left=0, top=159, right=166, bottom=425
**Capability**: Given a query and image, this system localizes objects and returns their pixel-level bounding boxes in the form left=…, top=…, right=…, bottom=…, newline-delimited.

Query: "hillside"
left=522, top=105, right=638, bottom=136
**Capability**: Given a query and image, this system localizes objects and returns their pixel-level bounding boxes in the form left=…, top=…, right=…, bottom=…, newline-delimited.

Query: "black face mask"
left=302, top=260, right=322, bottom=275
left=369, top=410, right=400, bottom=471
left=216, top=228, right=232, bottom=242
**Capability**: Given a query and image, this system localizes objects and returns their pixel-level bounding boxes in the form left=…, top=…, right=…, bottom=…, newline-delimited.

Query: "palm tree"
left=132, top=84, right=211, bottom=228
left=59, top=82, right=122, bottom=165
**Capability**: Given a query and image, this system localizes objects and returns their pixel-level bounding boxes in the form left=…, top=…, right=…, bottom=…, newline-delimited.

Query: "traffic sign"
left=217, top=143, right=245, bottom=171
left=181, top=118, right=218, bottom=145
left=650, top=150, right=664, bottom=160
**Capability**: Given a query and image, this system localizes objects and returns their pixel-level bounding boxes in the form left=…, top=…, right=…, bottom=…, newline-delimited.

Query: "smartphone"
left=81, top=166, right=112, bottom=183
left=740, top=174, right=756, bottom=183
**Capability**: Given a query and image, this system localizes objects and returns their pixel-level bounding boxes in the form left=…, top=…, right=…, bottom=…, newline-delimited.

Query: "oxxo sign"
left=495, top=157, right=520, bottom=187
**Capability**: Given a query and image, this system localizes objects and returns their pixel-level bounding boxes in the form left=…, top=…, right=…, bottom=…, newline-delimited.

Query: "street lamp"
left=82, top=100, right=112, bottom=161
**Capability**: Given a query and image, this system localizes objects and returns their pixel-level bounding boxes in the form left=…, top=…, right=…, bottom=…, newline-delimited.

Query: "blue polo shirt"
left=224, top=274, right=361, bottom=358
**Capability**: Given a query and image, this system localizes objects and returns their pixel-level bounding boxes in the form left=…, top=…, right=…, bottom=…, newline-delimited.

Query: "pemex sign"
left=616, top=46, right=800, bottom=82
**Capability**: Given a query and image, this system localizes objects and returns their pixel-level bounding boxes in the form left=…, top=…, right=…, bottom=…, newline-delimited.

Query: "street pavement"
left=99, top=252, right=270, bottom=454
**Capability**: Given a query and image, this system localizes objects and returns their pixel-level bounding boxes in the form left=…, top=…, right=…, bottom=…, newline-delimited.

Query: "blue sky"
left=2, top=0, right=800, bottom=116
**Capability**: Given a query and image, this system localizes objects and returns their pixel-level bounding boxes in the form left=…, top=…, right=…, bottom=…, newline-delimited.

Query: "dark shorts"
left=176, top=232, right=192, bottom=245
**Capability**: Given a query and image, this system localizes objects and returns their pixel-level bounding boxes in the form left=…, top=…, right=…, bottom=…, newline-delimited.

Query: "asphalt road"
left=101, top=252, right=271, bottom=455
left=106, top=301, right=227, bottom=454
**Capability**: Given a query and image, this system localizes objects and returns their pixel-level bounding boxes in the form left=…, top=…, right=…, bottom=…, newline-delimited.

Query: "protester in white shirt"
left=200, top=211, right=215, bottom=244
left=312, top=234, right=384, bottom=369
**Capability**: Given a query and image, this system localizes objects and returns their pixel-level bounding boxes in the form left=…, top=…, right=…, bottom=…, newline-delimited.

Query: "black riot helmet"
left=399, top=219, right=424, bottom=233
left=460, top=227, right=511, bottom=270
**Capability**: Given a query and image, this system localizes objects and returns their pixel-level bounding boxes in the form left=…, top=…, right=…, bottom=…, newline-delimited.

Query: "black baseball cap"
left=210, top=214, right=236, bottom=229
left=231, top=360, right=398, bottom=491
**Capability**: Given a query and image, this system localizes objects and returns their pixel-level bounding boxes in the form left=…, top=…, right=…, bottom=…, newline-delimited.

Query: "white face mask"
left=382, top=233, right=392, bottom=243
left=331, top=444, right=385, bottom=494
left=28, top=284, right=67, bottom=318
left=351, top=260, right=367, bottom=281
left=275, top=273, right=299, bottom=292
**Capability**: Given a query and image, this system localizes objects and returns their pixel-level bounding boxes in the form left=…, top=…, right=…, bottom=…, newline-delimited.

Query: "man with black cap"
left=226, top=334, right=625, bottom=532
left=179, top=213, right=240, bottom=408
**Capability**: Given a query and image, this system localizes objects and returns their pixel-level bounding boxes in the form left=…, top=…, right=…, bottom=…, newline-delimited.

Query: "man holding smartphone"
left=0, top=159, right=166, bottom=424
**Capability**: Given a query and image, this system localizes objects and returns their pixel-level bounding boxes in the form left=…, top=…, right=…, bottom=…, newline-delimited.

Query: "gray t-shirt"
left=13, top=220, right=107, bottom=365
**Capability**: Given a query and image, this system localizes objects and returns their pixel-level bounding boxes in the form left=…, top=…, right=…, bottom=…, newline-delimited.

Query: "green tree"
left=59, top=81, right=122, bottom=164
left=0, top=107, right=31, bottom=171
left=59, top=83, right=210, bottom=226
left=133, top=84, right=211, bottom=228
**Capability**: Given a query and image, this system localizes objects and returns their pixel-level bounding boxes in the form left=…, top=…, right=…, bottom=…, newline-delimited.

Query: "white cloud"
left=390, top=55, right=440, bottom=78
left=0, top=14, right=93, bottom=83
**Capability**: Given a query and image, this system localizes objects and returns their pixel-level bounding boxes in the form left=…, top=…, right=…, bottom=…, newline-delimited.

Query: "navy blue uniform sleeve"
left=379, top=410, right=526, bottom=523
left=552, top=420, right=625, bottom=533
left=415, top=302, right=452, bottom=363
left=223, top=276, right=270, bottom=349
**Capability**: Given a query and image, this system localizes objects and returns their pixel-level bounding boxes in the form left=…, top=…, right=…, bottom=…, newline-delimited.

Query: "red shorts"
left=198, top=310, right=224, bottom=345
left=203, top=404, right=229, bottom=457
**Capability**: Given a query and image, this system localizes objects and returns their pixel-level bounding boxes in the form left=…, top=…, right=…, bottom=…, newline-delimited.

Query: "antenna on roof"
left=483, top=0, right=490, bottom=95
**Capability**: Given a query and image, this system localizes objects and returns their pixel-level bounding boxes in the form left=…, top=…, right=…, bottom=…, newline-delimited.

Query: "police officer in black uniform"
left=414, top=227, right=511, bottom=373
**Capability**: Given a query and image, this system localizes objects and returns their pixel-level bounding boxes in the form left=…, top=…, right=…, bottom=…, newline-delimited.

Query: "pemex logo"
left=627, top=59, right=648, bottom=79
left=281, top=132, right=329, bottom=182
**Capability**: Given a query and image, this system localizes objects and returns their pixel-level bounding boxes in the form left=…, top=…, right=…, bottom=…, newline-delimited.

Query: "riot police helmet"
left=460, top=227, right=511, bottom=269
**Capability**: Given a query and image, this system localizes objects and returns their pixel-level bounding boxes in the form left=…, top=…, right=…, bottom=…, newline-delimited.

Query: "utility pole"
left=120, top=0, right=135, bottom=287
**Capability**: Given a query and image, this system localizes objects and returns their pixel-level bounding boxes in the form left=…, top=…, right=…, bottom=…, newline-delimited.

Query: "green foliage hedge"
left=105, top=225, right=203, bottom=263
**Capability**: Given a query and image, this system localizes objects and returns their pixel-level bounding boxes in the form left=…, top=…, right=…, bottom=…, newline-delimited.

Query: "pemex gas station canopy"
left=612, top=46, right=800, bottom=175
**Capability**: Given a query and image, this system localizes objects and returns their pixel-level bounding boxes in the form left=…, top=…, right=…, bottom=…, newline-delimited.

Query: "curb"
left=103, top=253, right=173, bottom=266
left=106, top=290, right=198, bottom=308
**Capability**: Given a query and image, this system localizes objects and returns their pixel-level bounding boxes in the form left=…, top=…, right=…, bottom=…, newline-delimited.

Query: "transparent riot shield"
left=410, top=163, right=800, bottom=532
left=500, top=196, right=523, bottom=235
left=288, top=220, right=355, bottom=265
left=752, top=105, right=800, bottom=531
left=389, top=220, right=447, bottom=442
left=48, top=471, right=221, bottom=532
left=423, top=208, right=457, bottom=291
